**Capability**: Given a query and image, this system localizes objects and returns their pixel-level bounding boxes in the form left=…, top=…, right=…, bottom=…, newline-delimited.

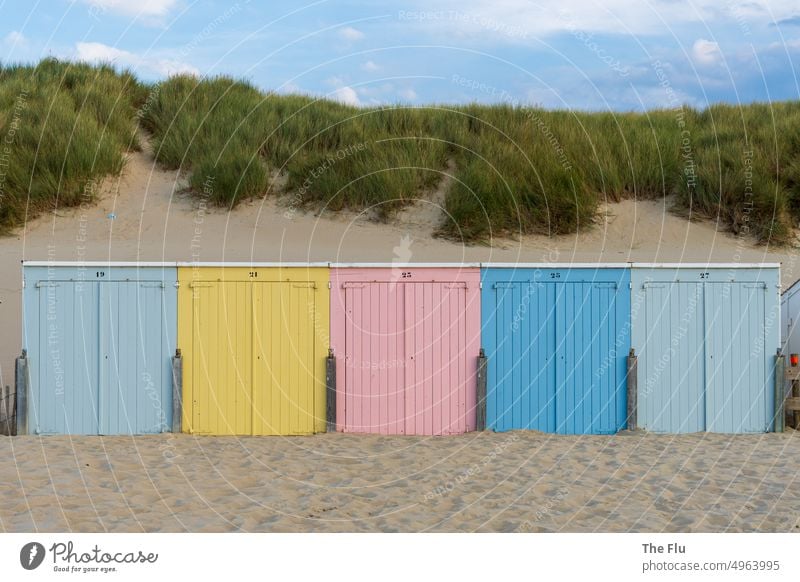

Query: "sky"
left=1, top=0, right=799, bottom=110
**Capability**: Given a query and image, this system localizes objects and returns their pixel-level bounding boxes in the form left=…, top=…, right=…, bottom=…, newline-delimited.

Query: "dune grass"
left=142, top=75, right=800, bottom=243
left=2, top=60, right=799, bottom=244
left=0, top=59, right=145, bottom=233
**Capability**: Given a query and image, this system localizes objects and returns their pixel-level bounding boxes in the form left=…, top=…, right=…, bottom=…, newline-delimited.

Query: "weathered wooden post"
left=10, top=385, right=16, bottom=436
left=0, top=385, right=9, bottom=435
left=476, top=348, right=487, bottom=431
left=775, top=351, right=785, bottom=433
left=626, top=348, right=638, bottom=431
left=171, top=348, right=182, bottom=434
left=15, top=349, right=28, bottom=435
left=326, top=348, right=336, bottom=432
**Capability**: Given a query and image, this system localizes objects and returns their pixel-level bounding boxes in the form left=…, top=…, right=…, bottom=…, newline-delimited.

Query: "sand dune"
left=1, top=431, right=798, bottom=532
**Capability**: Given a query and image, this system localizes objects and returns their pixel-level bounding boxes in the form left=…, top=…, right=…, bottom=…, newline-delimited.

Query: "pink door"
left=331, top=267, right=481, bottom=435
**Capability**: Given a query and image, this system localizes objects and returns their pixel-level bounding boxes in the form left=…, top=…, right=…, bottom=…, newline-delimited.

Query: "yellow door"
left=188, top=281, right=253, bottom=435
left=252, top=282, right=318, bottom=435
left=179, top=267, right=329, bottom=435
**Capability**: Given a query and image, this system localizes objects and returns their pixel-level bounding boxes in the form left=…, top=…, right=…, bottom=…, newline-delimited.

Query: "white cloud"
left=361, top=60, right=380, bottom=72
left=3, top=31, right=27, bottom=46
left=398, top=88, right=417, bottom=101
left=76, top=42, right=199, bottom=77
left=692, top=39, right=722, bottom=65
left=77, top=0, right=178, bottom=18
left=401, top=0, right=800, bottom=40
left=330, top=86, right=361, bottom=106
left=339, top=26, right=364, bottom=41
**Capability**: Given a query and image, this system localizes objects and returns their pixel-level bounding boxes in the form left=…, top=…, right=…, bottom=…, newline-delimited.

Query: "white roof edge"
left=176, top=262, right=330, bottom=267
left=631, top=262, right=781, bottom=269
left=23, top=261, right=176, bottom=267
left=330, top=263, right=481, bottom=268
left=782, top=278, right=800, bottom=298
left=480, top=263, right=630, bottom=268
left=22, top=261, right=332, bottom=268
left=22, top=260, right=782, bottom=269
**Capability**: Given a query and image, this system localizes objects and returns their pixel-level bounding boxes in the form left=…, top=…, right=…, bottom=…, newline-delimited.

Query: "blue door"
left=636, top=281, right=705, bottom=432
left=632, top=267, right=778, bottom=433
left=24, top=266, right=177, bottom=435
left=706, top=282, right=770, bottom=432
left=482, top=267, right=631, bottom=434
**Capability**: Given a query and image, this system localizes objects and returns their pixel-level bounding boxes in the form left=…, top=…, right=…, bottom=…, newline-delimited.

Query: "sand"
left=1, top=431, right=799, bottom=532
left=1, top=140, right=799, bottom=532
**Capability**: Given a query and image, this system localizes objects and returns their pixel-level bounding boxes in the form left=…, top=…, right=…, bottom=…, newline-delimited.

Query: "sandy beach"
left=1, top=431, right=798, bottom=532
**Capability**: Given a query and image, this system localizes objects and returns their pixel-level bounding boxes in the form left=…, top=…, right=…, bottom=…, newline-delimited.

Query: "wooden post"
left=325, top=349, right=336, bottom=432
left=626, top=348, right=638, bottom=431
left=15, top=350, right=28, bottom=436
left=10, top=385, right=16, bottom=437
left=775, top=351, right=785, bottom=433
left=0, top=385, right=9, bottom=436
left=171, top=349, right=182, bottom=434
left=476, top=348, right=487, bottom=431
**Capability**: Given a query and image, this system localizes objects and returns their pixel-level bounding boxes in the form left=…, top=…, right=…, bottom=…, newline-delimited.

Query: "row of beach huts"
left=9, top=261, right=794, bottom=436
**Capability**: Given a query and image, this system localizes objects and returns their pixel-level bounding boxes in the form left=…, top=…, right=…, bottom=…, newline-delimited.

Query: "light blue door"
left=100, top=281, right=172, bottom=434
left=634, top=269, right=776, bottom=434
left=35, top=281, right=100, bottom=434
left=26, top=267, right=176, bottom=435
left=638, top=282, right=705, bottom=433
left=705, top=282, right=769, bottom=433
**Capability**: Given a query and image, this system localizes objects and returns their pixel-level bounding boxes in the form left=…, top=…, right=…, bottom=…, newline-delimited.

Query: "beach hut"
left=21, top=262, right=178, bottom=435
left=631, top=263, right=780, bottom=433
left=329, top=264, right=481, bottom=435
left=782, top=278, right=800, bottom=359
left=481, top=264, right=631, bottom=434
left=177, top=264, right=329, bottom=435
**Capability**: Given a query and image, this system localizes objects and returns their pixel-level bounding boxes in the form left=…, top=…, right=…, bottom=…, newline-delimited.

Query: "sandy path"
left=1, top=141, right=797, bottom=386
left=1, top=431, right=798, bottom=532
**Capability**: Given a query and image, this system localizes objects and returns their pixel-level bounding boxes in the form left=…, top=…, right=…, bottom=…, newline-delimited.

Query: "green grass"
left=2, top=59, right=800, bottom=244
left=0, top=59, right=145, bottom=233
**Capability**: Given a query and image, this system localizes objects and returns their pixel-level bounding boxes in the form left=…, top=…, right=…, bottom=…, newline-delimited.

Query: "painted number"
left=700, top=272, right=710, bottom=279
left=96, top=271, right=105, bottom=278
left=550, top=272, right=561, bottom=279
left=401, top=272, right=412, bottom=278
left=249, top=271, right=258, bottom=278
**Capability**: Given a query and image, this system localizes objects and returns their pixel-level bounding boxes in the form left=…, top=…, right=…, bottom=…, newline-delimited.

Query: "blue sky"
left=1, top=0, right=799, bottom=110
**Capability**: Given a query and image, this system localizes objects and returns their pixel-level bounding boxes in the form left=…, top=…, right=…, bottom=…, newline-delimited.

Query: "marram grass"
left=1, top=59, right=798, bottom=244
